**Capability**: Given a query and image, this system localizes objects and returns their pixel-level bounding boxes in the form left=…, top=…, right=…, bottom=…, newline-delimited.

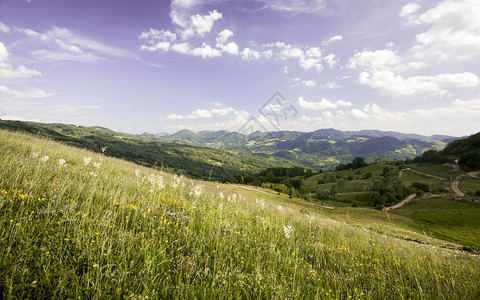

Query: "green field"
left=1, top=130, right=480, bottom=299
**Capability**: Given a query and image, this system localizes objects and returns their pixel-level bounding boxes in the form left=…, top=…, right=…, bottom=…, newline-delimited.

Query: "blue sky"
left=1, top=0, right=479, bottom=136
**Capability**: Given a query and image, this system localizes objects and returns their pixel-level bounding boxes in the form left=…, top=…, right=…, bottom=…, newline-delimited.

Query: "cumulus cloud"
left=182, top=10, right=223, bottom=39
left=167, top=113, right=185, bottom=120
left=399, top=2, right=421, bottom=18
left=167, top=105, right=240, bottom=120
left=191, top=43, right=221, bottom=58
left=347, top=49, right=401, bottom=70
left=293, top=78, right=316, bottom=87
left=407, top=0, right=480, bottom=61
left=216, top=29, right=234, bottom=45
left=297, top=97, right=349, bottom=110
left=358, top=70, right=479, bottom=97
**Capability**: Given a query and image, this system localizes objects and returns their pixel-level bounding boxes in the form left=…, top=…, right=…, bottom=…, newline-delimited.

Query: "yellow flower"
left=93, top=264, right=97, bottom=268
left=31, top=280, right=37, bottom=284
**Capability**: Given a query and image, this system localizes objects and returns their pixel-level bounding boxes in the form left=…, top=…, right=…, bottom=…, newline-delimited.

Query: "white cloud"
left=410, top=0, right=480, bottom=61
left=399, top=2, right=421, bottom=18
left=18, top=27, right=129, bottom=62
left=168, top=105, right=240, bottom=121
left=172, top=42, right=190, bottom=54
left=299, top=56, right=322, bottom=72
left=322, top=35, right=343, bottom=46
left=347, top=49, right=401, bottom=70
left=306, top=47, right=322, bottom=58
left=167, top=113, right=185, bottom=120
left=182, top=10, right=223, bottom=39
left=324, top=53, right=338, bottom=68
left=336, top=100, right=352, bottom=107
left=322, top=81, right=340, bottom=89
left=219, top=42, right=239, bottom=55
left=0, top=115, right=40, bottom=122
left=0, top=85, right=48, bottom=99
left=216, top=29, right=233, bottom=45
left=0, top=42, right=42, bottom=79
left=0, top=21, right=10, bottom=33
left=260, top=0, right=327, bottom=15
left=294, top=78, right=316, bottom=87
left=358, top=70, right=479, bottom=97
left=139, top=29, right=176, bottom=52
left=192, top=109, right=214, bottom=118
left=297, top=97, right=338, bottom=110
left=284, top=66, right=289, bottom=74
left=241, top=48, right=261, bottom=60
left=191, top=43, right=221, bottom=58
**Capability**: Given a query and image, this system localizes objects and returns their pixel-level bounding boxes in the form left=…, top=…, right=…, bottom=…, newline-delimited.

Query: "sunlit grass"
left=1, top=130, right=480, bottom=299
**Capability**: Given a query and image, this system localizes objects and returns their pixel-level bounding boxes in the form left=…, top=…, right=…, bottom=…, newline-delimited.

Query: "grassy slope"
left=0, top=120, right=297, bottom=181
left=1, top=130, right=480, bottom=299
left=304, top=163, right=480, bottom=248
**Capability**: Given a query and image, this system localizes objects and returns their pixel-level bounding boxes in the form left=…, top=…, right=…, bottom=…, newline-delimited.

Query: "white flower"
left=277, top=205, right=284, bottom=212
left=218, top=192, right=224, bottom=200
left=148, top=174, right=165, bottom=191
left=135, top=169, right=141, bottom=178
left=89, top=172, right=97, bottom=177
left=93, top=162, right=101, bottom=169
left=256, top=198, right=265, bottom=209
left=190, top=184, right=203, bottom=198
left=283, top=225, right=294, bottom=239
left=218, top=203, right=223, bottom=212
left=41, top=156, right=49, bottom=163
left=307, top=215, right=315, bottom=224
left=31, top=152, right=39, bottom=158
left=83, top=157, right=92, bottom=165
left=58, top=159, right=66, bottom=166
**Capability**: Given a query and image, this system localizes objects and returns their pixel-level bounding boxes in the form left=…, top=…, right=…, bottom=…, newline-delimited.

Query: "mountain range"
left=138, top=128, right=458, bottom=170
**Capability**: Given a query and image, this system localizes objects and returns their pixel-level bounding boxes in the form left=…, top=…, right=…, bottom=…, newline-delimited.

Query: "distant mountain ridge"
left=140, top=128, right=459, bottom=170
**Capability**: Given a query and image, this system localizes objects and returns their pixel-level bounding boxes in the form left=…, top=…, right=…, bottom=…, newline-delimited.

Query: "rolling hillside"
left=145, top=128, right=453, bottom=170
left=1, top=129, right=479, bottom=298
left=0, top=120, right=297, bottom=181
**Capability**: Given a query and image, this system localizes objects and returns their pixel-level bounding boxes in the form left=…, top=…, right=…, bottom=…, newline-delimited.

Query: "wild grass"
left=1, top=130, right=480, bottom=299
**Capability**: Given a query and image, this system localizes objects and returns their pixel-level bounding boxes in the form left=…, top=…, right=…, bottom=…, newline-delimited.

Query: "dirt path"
left=231, top=185, right=335, bottom=210
left=452, top=177, right=465, bottom=197
left=400, top=168, right=446, bottom=180
left=385, top=194, right=417, bottom=211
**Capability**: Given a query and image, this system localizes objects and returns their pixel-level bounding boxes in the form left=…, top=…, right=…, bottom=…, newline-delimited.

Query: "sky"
left=0, top=0, right=480, bottom=136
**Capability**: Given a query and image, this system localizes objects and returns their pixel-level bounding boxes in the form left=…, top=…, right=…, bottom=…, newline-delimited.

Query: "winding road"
left=385, top=194, right=417, bottom=211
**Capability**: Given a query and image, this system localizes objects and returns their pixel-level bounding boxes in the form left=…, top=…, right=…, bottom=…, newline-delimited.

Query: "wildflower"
left=219, top=192, right=224, bottom=200
left=190, top=184, right=203, bottom=198
left=135, top=169, right=141, bottom=178
left=92, top=263, right=97, bottom=268
left=83, top=157, right=92, bottom=165
left=41, top=155, right=49, bottom=163
left=256, top=198, right=265, bottom=209
left=283, top=225, right=294, bottom=239
left=93, top=162, right=101, bottom=169
left=277, top=205, right=284, bottom=212
left=219, top=203, right=223, bottom=212
left=31, top=152, right=39, bottom=158
left=58, top=159, right=66, bottom=166
left=307, top=215, right=314, bottom=224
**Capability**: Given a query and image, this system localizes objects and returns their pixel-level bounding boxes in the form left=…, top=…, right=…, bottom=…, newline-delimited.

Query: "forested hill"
left=144, top=128, right=455, bottom=170
left=0, top=120, right=297, bottom=181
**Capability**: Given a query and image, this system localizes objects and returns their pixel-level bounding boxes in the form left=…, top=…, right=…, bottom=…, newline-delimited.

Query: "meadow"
left=1, top=130, right=480, bottom=299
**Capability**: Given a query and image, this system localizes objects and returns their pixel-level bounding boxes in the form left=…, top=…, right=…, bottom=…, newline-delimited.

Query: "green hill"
left=146, top=128, right=452, bottom=170
left=0, top=120, right=297, bottom=181
left=1, top=129, right=480, bottom=299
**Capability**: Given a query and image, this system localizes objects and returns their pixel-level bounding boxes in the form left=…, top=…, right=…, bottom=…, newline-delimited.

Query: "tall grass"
left=1, top=130, right=479, bottom=299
